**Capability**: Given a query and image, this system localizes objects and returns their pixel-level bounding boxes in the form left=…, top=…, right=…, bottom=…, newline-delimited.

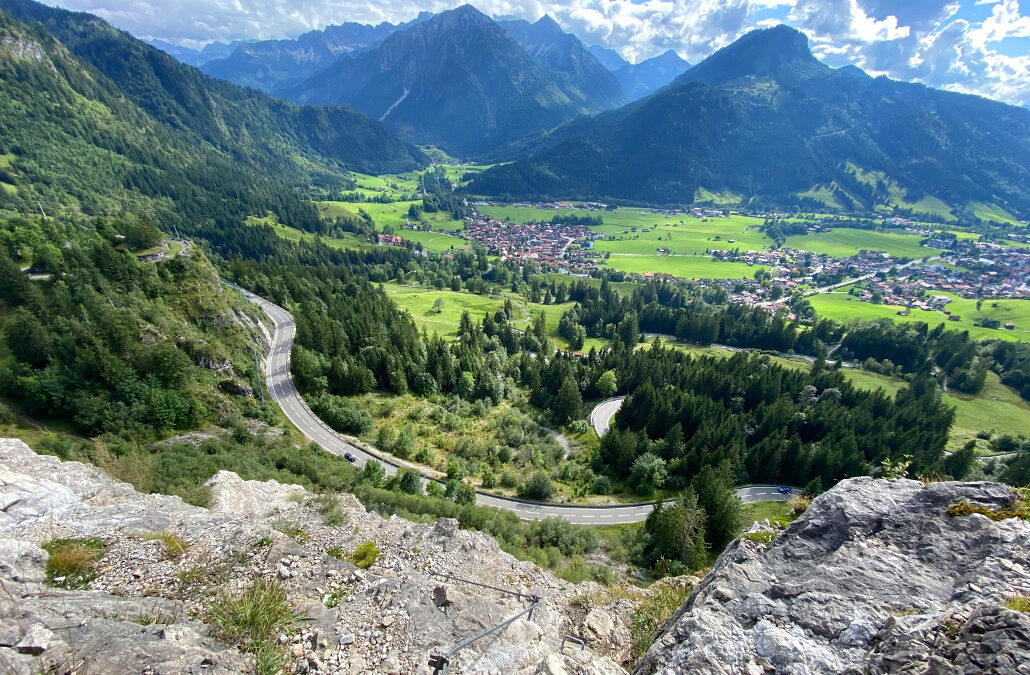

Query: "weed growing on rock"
left=271, top=517, right=309, bottom=542
left=631, top=582, right=693, bottom=658
left=42, top=538, right=107, bottom=588
left=947, top=495, right=1028, bottom=522
left=351, top=541, right=380, bottom=569
left=326, top=546, right=344, bottom=560
left=1004, top=595, right=1030, bottom=613
left=744, top=531, right=777, bottom=545
left=314, top=493, right=347, bottom=526
left=209, top=579, right=299, bottom=675
left=144, top=532, right=189, bottom=559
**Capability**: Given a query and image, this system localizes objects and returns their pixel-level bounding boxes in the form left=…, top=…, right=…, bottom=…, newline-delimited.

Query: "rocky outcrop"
left=635, top=477, right=1030, bottom=675
left=0, top=438, right=632, bottom=674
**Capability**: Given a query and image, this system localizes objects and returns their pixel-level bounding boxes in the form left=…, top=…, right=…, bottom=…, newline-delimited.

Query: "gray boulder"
left=635, top=478, right=1030, bottom=674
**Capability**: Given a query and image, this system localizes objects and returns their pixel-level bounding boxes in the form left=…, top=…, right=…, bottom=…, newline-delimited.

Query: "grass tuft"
left=1004, top=595, right=1030, bottom=613
left=631, top=581, right=694, bottom=658
left=42, top=537, right=107, bottom=588
left=144, top=532, right=189, bottom=559
left=209, top=579, right=299, bottom=675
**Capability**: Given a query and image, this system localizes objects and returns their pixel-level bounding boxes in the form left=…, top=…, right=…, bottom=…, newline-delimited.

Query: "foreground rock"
left=0, top=438, right=636, bottom=674
left=635, top=477, right=1030, bottom=675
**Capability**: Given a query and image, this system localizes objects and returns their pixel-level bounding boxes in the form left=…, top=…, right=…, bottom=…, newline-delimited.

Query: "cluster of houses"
left=462, top=210, right=600, bottom=270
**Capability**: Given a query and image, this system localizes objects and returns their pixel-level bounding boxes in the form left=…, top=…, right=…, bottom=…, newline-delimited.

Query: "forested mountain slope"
left=471, top=25, right=1030, bottom=218
left=0, top=0, right=422, bottom=231
left=284, top=6, right=598, bottom=156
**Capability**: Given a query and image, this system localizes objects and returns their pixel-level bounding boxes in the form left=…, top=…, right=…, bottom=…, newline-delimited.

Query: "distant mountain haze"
left=613, top=49, right=692, bottom=100
left=470, top=25, right=1030, bottom=219
left=198, top=14, right=431, bottom=93
left=281, top=5, right=609, bottom=155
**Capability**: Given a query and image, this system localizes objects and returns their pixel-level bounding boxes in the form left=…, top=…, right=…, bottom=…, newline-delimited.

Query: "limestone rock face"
left=635, top=477, right=1030, bottom=675
left=0, top=439, right=631, bottom=674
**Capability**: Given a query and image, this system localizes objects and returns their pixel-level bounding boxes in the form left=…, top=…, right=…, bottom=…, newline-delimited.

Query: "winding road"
left=231, top=284, right=792, bottom=524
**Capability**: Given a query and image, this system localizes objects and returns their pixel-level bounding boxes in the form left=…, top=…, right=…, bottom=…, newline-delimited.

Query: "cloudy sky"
left=45, top=0, right=1030, bottom=106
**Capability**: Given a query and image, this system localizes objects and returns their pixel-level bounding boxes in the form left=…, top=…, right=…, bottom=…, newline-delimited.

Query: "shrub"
left=351, top=541, right=380, bottom=569
left=398, top=469, right=423, bottom=495
left=0, top=401, right=15, bottom=426
left=499, top=469, right=520, bottom=488
left=209, top=579, right=299, bottom=675
left=591, top=476, right=613, bottom=495
left=519, top=471, right=555, bottom=501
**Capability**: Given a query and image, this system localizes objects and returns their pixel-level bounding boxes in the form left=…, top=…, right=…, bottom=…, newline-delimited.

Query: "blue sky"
left=45, top=0, right=1030, bottom=106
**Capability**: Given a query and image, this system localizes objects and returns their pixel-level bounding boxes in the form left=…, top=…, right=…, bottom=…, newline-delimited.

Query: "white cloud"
left=41, top=0, right=1030, bottom=106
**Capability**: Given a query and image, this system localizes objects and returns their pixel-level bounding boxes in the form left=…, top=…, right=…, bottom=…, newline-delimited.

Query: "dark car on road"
left=344, top=452, right=356, bottom=463
left=778, top=486, right=793, bottom=494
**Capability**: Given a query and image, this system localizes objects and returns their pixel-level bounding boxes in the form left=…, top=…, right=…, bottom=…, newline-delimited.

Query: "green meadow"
left=809, top=290, right=1030, bottom=342
left=245, top=215, right=372, bottom=250
left=602, top=255, right=767, bottom=279
left=384, top=285, right=509, bottom=340
left=784, top=228, right=942, bottom=259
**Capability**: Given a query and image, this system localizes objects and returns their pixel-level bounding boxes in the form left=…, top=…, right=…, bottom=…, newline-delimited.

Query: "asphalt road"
left=235, top=285, right=792, bottom=524
left=589, top=397, right=626, bottom=437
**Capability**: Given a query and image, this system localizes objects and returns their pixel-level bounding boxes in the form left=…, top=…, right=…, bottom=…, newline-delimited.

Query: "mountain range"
left=471, top=25, right=1030, bottom=219
left=281, top=5, right=625, bottom=155
left=198, top=14, right=431, bottom=93
left=0, top=0, right=422, bottom=231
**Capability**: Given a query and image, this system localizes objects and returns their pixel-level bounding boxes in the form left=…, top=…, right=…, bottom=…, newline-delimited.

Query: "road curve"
left=231, top=283, right=792, bottom=523
left=589, top=397, right=626, bottom=437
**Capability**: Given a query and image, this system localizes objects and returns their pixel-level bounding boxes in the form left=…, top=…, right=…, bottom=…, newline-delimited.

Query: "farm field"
left=603, top=255, right=767, bottom=279
left=809, top=290, right=1030, bottom=342
left=317, top=200, right=462, bottom=232
left=346, top=171, right=420, bottom=201
left=784, top=228, right=942, bottom=259
left=508, top=296, right=610, bottom=352
left=384, top=285, right=509, bottom=340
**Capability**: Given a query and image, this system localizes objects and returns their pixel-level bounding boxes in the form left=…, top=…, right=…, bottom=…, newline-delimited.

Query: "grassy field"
left=784, top=228, right=942, bottom=259
left=603, top=255, right=767, bottom=279
left=346, top=171, right=420, bottom=201
left=742, top=500, right=792, bottom=525
left=809, top=291, right=1030, bottom=342
left=245, top=215, right=372, bottom=251
left=317, top=200, right=465, bottom=233
left=509, top=296, right=610, bottom=352
left=946, top=371, right=1030, bottom=451
left=969, top=201, right=1024, bottom=226
left=385, top=285, right=518, bottom=340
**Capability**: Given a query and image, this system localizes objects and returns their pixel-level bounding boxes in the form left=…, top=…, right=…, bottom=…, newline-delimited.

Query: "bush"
left=591, top=476, right=612, bottom=495
left=499, top=469, right=520, bottom=488
left=0, top=401, right=15, bottom=426
left=351, top=541, right=380, bottom=569
left=519, top=471, right=555, bottom=501
left=398, top=469, right=423, bottom=495
left=312, top=395, right=373, bottom=435
left=42, top=537, right=107, bottom=588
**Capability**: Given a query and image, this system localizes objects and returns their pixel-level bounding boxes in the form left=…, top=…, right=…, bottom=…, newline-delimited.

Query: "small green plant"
left=144, top=532, right=189, bottom=559
left=255, top=536, right=274, bottom=547
left=744, top=531, right=776, bottom=545
left=631, top=582, right=694, bottom=658
left=271, top=518, right=309, bottom=543
left=209, top=579, right=300, bottom=675
left=947, top=498, right=1028, bottom=522
left=350, top=541, right=380, bottom=569
left=1004, top=595, right=1030, bottom=613
left=133, top=605, right=182, bottom=626
left=881, top=454, right=913, bottom=479
left=42, top=538, right=107, bottom=588
left=322, top=588, right=347, bottom=608
left=314, top=493, right=347, bottom=526
left=326, top=545, right=344, bottom=560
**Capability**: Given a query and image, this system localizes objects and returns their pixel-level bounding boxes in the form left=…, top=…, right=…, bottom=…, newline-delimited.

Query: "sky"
left=44, top=0, right=1030, bottom=106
